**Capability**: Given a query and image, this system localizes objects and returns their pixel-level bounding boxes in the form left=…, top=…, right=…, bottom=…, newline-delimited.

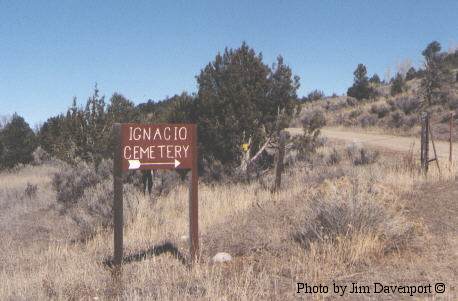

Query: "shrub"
left=52, top=161, right=105, bottom=204
left=68, top=180, right=143, bottom=239
left=155, top=170, right=184, bottom=195
left=369, top=104, right=390, bottom=118
left=24, top=183, right=38, bottom=199
left=51, top=159, right=147, bottom=239
left=349, top=109, right=362, bottom=119
left=403, top=115, right=418, bottom=128
left=71, top=180, right=114, bottom=236
left=386, top=98, right=396, bottom=111
left=393, top=97, right=420, bottom=115
left=293, top=109, right=326, bottom=160
left=346, top=143, right=379, bottom=165
left=32, top=146, right=51, bottom=165
left=305, top=89, right=325, bottom=102
left=358, top=113, right=378, bottom=127
left=324, top=98, right=347, bottom=111
left=355, top=148, right=379, bottom=165
left=325, top=148, right=342, bottom=165
left=346, top=97, right=358, bottom=106
left=294, top=191, right=413, bottom=253
left=448, top=97, right=458, bottom=110
left=388, top=111, right=405, bottom=128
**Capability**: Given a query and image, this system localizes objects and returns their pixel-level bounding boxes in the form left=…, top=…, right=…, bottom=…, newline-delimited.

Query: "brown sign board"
left=113, top=123, right=199, bottom=266
left=120, top=123, right=195, bottom=171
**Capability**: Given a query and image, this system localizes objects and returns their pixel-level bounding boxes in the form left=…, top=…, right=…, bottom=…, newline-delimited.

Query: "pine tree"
left=369, top=74, right=381, bottom=85
left=195, top=43, right=299, bottom=166
left=0, top=114, right=36, bottom=169
left=390, top=73, right=406, bottom=96
left=421, top=41, right=445, bottom=107
left=405, top=67, right=417, bottom=80
left=347, top=64, right=376, bottom=100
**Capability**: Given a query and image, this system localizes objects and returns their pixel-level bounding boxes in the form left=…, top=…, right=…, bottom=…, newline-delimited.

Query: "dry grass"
left=0, top=143, right=456, bottom=300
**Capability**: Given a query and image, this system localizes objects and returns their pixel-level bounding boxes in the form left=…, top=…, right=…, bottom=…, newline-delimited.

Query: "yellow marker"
left=242, top=143, right=250, bottom=152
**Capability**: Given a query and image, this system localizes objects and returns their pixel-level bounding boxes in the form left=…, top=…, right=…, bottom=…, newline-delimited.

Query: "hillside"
left=296, top=51, right=458, bottom=143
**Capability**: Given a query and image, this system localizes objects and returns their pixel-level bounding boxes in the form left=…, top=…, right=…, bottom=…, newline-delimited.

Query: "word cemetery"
left=121, top=124, right=194, bottom=171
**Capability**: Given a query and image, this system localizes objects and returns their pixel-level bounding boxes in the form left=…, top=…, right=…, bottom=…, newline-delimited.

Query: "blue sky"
left=1, top=0, right=457, bottom=126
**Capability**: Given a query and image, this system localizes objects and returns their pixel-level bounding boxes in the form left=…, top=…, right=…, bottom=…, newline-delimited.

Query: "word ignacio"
left=123, top=126, right=190, bottom=160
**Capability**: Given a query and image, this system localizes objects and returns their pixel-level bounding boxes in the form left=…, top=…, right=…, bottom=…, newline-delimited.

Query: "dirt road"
left=288, top=127, right=458, bottom=160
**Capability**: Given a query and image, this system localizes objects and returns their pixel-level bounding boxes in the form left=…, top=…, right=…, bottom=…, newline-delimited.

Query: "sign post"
left=189, top=124, right=199, bottom=260
left=113, top=123, right=123, bottom=267
left=113, top=123, right=199, bottom=265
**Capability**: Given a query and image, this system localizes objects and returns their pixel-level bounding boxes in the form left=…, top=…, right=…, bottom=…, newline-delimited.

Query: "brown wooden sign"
left=113, top=123, right=199, bottom=267
left=121, top=124, right=195, bottom=171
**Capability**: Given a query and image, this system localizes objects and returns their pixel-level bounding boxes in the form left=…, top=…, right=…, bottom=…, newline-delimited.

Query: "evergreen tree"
left=421, top=41, right=445, bottom=106
left=195, top=43, right=299, bottom=166
left=0, top=114, right=36, bottom=168
left=165, top=92, right=195, bottom=123
left=369, top=74, right=381, bottom=85
left=347, top=64, right=376, bottom=100
left=390, top=73, right=406, bottom=96
left=107, top=93, right=138, bottom=124
left=305, top=89, right=325, bottom=102
left=405, top=67, right=417, bottom=80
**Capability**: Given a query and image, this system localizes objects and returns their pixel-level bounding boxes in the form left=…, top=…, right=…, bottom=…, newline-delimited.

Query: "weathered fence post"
left=273, top=131, right=287, bottom=192
left=420, top=112, right=429, bottom=175
left=428, top=124, right=441, bottom=176
left=450, top=112, right=453, bottom=164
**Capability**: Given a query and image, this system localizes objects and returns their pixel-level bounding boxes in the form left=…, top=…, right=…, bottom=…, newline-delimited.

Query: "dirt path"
left=288, top=127, right=458, bottom=160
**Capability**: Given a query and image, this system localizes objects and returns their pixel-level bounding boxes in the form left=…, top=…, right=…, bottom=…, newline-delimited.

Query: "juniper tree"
left=0, top=114, right=36, bottom=169
left=369, top=74, right=381, bottom=85
left=420, top=41, right=445, bottom=107
left=390, top=73, right=406, bottom=96
left=405, top=67, right=417, bottom=80
left=347, top=64, right=376, bottom=100
left=195, top=42, right=299, bottom=166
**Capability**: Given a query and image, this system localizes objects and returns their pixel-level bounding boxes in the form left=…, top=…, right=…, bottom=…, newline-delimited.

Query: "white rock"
left=180, top=235, right=188, bottom=241
left=212, top=252, right=232, bottom=263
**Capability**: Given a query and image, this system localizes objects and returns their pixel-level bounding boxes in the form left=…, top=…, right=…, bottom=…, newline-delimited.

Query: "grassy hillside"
left=297, top=71, right=458, bottom=142
left=1, top=140, right=456, bottom=299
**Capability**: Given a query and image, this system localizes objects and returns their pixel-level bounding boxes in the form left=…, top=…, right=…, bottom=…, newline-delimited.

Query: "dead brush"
left=24, top=182, right=38, bottom=199
left=294, top=181, right=414, bottom=260
left=52, top=161, right=102, bottom=204
left=401, top=142, right=419, bottom=174
left=325, top=147, right=342, bottom=165
left=346, top=143, right=379, bottom=165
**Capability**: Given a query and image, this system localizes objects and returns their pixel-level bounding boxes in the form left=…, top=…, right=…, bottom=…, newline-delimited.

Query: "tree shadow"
left=103, top=241, right=187, bottom=268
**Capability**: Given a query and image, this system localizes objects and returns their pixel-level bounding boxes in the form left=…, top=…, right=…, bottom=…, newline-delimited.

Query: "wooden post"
left=450, top=112, right=453, bottom=164
left=189, top=124, right=199, bottom=261
left=428, top=125, right=441, bottom=176
left=420, top=112, right=429, bottom=175
left=273, top=131, right=287, bottom=192
left=113, top=123, right=123, bottom=267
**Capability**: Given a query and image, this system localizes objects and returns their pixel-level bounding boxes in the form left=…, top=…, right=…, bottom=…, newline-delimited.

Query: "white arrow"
left=128, top=159, right=181, bottom=170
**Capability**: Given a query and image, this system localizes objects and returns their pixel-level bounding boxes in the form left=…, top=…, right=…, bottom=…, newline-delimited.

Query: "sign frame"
left=112, top=123, right=199, bottom=266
